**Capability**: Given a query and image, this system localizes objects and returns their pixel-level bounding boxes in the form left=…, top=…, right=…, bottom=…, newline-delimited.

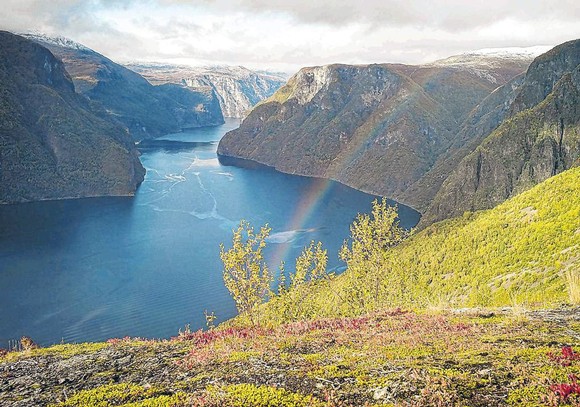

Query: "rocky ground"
left=2, top=307, right=580, bottom=406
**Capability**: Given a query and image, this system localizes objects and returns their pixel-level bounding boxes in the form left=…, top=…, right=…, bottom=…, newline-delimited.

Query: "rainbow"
left=268, top=175, right=342, bottom=272
left=262, top=64, right=427, bottom=271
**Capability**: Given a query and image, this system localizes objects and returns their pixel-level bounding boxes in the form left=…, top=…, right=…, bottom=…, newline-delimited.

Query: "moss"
left=48, top=383, right=167, bottom=407
left=5, top=309, right=580, bottom=406
left=119, top=392, right=189, bottom=407
left=507, top=385, right=549, bottom=406
left=228, top=351, right=262, bottom=362
left=206, top=383, right=325, bottom=407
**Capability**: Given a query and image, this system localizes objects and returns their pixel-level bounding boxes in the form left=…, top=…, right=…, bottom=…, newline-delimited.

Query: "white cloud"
left=1, top=0, right=579, bottom=72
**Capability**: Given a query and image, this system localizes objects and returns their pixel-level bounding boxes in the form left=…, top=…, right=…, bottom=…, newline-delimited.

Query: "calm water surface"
left=0, top=119, right=420, bottom=346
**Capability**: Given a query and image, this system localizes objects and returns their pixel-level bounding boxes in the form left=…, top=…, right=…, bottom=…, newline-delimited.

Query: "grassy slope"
left=396, top=165, right=580, bottom=307
left=257, top=167, right=580, bottom=323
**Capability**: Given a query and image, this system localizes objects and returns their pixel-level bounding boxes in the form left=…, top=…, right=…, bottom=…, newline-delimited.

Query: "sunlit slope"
left=396, top=166, right=580, bottom=307
left=259, top=167, right=580, bottom=322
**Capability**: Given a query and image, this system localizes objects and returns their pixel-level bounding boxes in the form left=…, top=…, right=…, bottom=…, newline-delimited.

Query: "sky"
left=2, top=0, right=580, bottom=73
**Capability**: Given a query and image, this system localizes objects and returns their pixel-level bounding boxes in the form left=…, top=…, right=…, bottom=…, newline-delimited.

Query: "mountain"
left=217, top=50, right=535, bottom=204
left=24, top=34, right=224, bottom=140
left=399, top=72, right=527, bottom=212
left=0, top=32, right=145, bottom=203
left=126, top=63, right=288, bottom=118
left=421, top=39, right=580, bottom=225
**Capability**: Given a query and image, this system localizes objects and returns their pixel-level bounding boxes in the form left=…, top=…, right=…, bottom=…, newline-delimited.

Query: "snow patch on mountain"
left=21, top=32, right=92, bottom=52
left=431, top=46, right=553, bottom=67
left=428, top=46, right=552, bottom=84
left=469, top=46, right=553, bottom=58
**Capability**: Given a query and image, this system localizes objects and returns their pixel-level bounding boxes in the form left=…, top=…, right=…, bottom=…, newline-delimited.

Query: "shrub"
left=274, top=241, right=330, bottom=321
left=549, top=374, right=580, bottom=404
left=339, top=198, right=408, bottom=313
left=20, top=336, right=38, bottom=351
left=548, top=346, right=580, bottom=366
left=220, top=220, right=272, bottom=325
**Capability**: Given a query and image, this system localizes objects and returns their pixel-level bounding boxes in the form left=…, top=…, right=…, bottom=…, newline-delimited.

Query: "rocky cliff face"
left=217, top=53, right=533, bottom=203
left=25, top=34, right=224, bottom=140
left=421, top=40, right=580, bottom=226
left=0, top=32, right=145, bottom=203
left=126, top=64, right=287, bottom=118
left=400, top=73, right=526, bottom=212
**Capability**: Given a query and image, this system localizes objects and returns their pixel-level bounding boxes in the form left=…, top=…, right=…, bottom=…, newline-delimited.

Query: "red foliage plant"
left=283, top=316, right=370, bottom=336
left=548, top=346, right=580, bottom=366
left=174, top=326, right=272, bottom=347
left=550, top=374, right=580, bottom=403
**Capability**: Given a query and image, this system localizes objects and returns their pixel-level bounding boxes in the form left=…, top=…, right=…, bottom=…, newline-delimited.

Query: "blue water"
left=0, top=119, right=420, bottom=346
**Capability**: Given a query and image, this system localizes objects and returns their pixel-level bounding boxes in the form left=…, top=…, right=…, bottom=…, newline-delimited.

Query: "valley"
left=0, top=6, right=579, bottom=404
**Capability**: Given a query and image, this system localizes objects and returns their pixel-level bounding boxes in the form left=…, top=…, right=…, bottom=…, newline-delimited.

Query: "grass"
left=0, top=342, right=110, bottom=363
left=566, top=270, right=580, bottom=304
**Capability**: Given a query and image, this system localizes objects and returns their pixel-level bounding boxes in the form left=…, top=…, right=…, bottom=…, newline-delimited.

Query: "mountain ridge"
left=0, top=31, right=145, bottom=203
left=217, top=51, right=534, bottom=213
left=421, top=39, right=580, bottom=225
left=24, top=33, right=225, bottom=140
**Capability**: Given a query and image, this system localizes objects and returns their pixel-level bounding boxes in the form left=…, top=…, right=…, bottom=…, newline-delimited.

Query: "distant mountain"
left=429, top=46, right=552, bottom=84
left=24, top=34, right=224, bottom=140
left=217, top=50, right=535, bottom=207
left=421, top=39, right=580, bottom=226
left=126, top=63, right=288, bottom=118
left=0, top=32, right=145, bottom=203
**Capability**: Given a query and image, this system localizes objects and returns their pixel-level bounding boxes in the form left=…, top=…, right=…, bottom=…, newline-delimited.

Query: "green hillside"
left=256, top=167, right=580, bottom=325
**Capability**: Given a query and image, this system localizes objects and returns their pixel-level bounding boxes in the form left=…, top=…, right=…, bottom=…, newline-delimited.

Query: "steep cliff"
left=421, top=41, right=580, bottom=225
left=126, top=64, right=287, bottom=118
left=217, top=53, right=532, bottom=202
left=400, top=73, right=526, bottom=211
left=0, top=32, right=145, bottom=203
left=25, top=34, right=224, bottom=140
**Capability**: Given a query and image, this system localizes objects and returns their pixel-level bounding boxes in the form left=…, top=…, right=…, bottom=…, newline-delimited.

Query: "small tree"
left=220, top=220, right=272, bottom=325
left=339, top=198, right=408, bottom=313
left=287, top=241, right=329, bottom=320
left=268, top=241, right=330, bottom=323
left=292, top=241, right=328, bottom=290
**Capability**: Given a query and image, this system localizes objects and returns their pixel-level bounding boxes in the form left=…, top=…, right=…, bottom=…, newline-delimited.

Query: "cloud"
left=165, top=0, right=580, bottom=31
left=1, top=0, right=580, bottom=72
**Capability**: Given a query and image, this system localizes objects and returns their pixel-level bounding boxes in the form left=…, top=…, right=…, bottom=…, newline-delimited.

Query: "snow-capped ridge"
left=468, top=46, right=553, bottom=58
left=21, top=32, right=92, bottom=52
left=431, top=45, right=553, bottom=68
